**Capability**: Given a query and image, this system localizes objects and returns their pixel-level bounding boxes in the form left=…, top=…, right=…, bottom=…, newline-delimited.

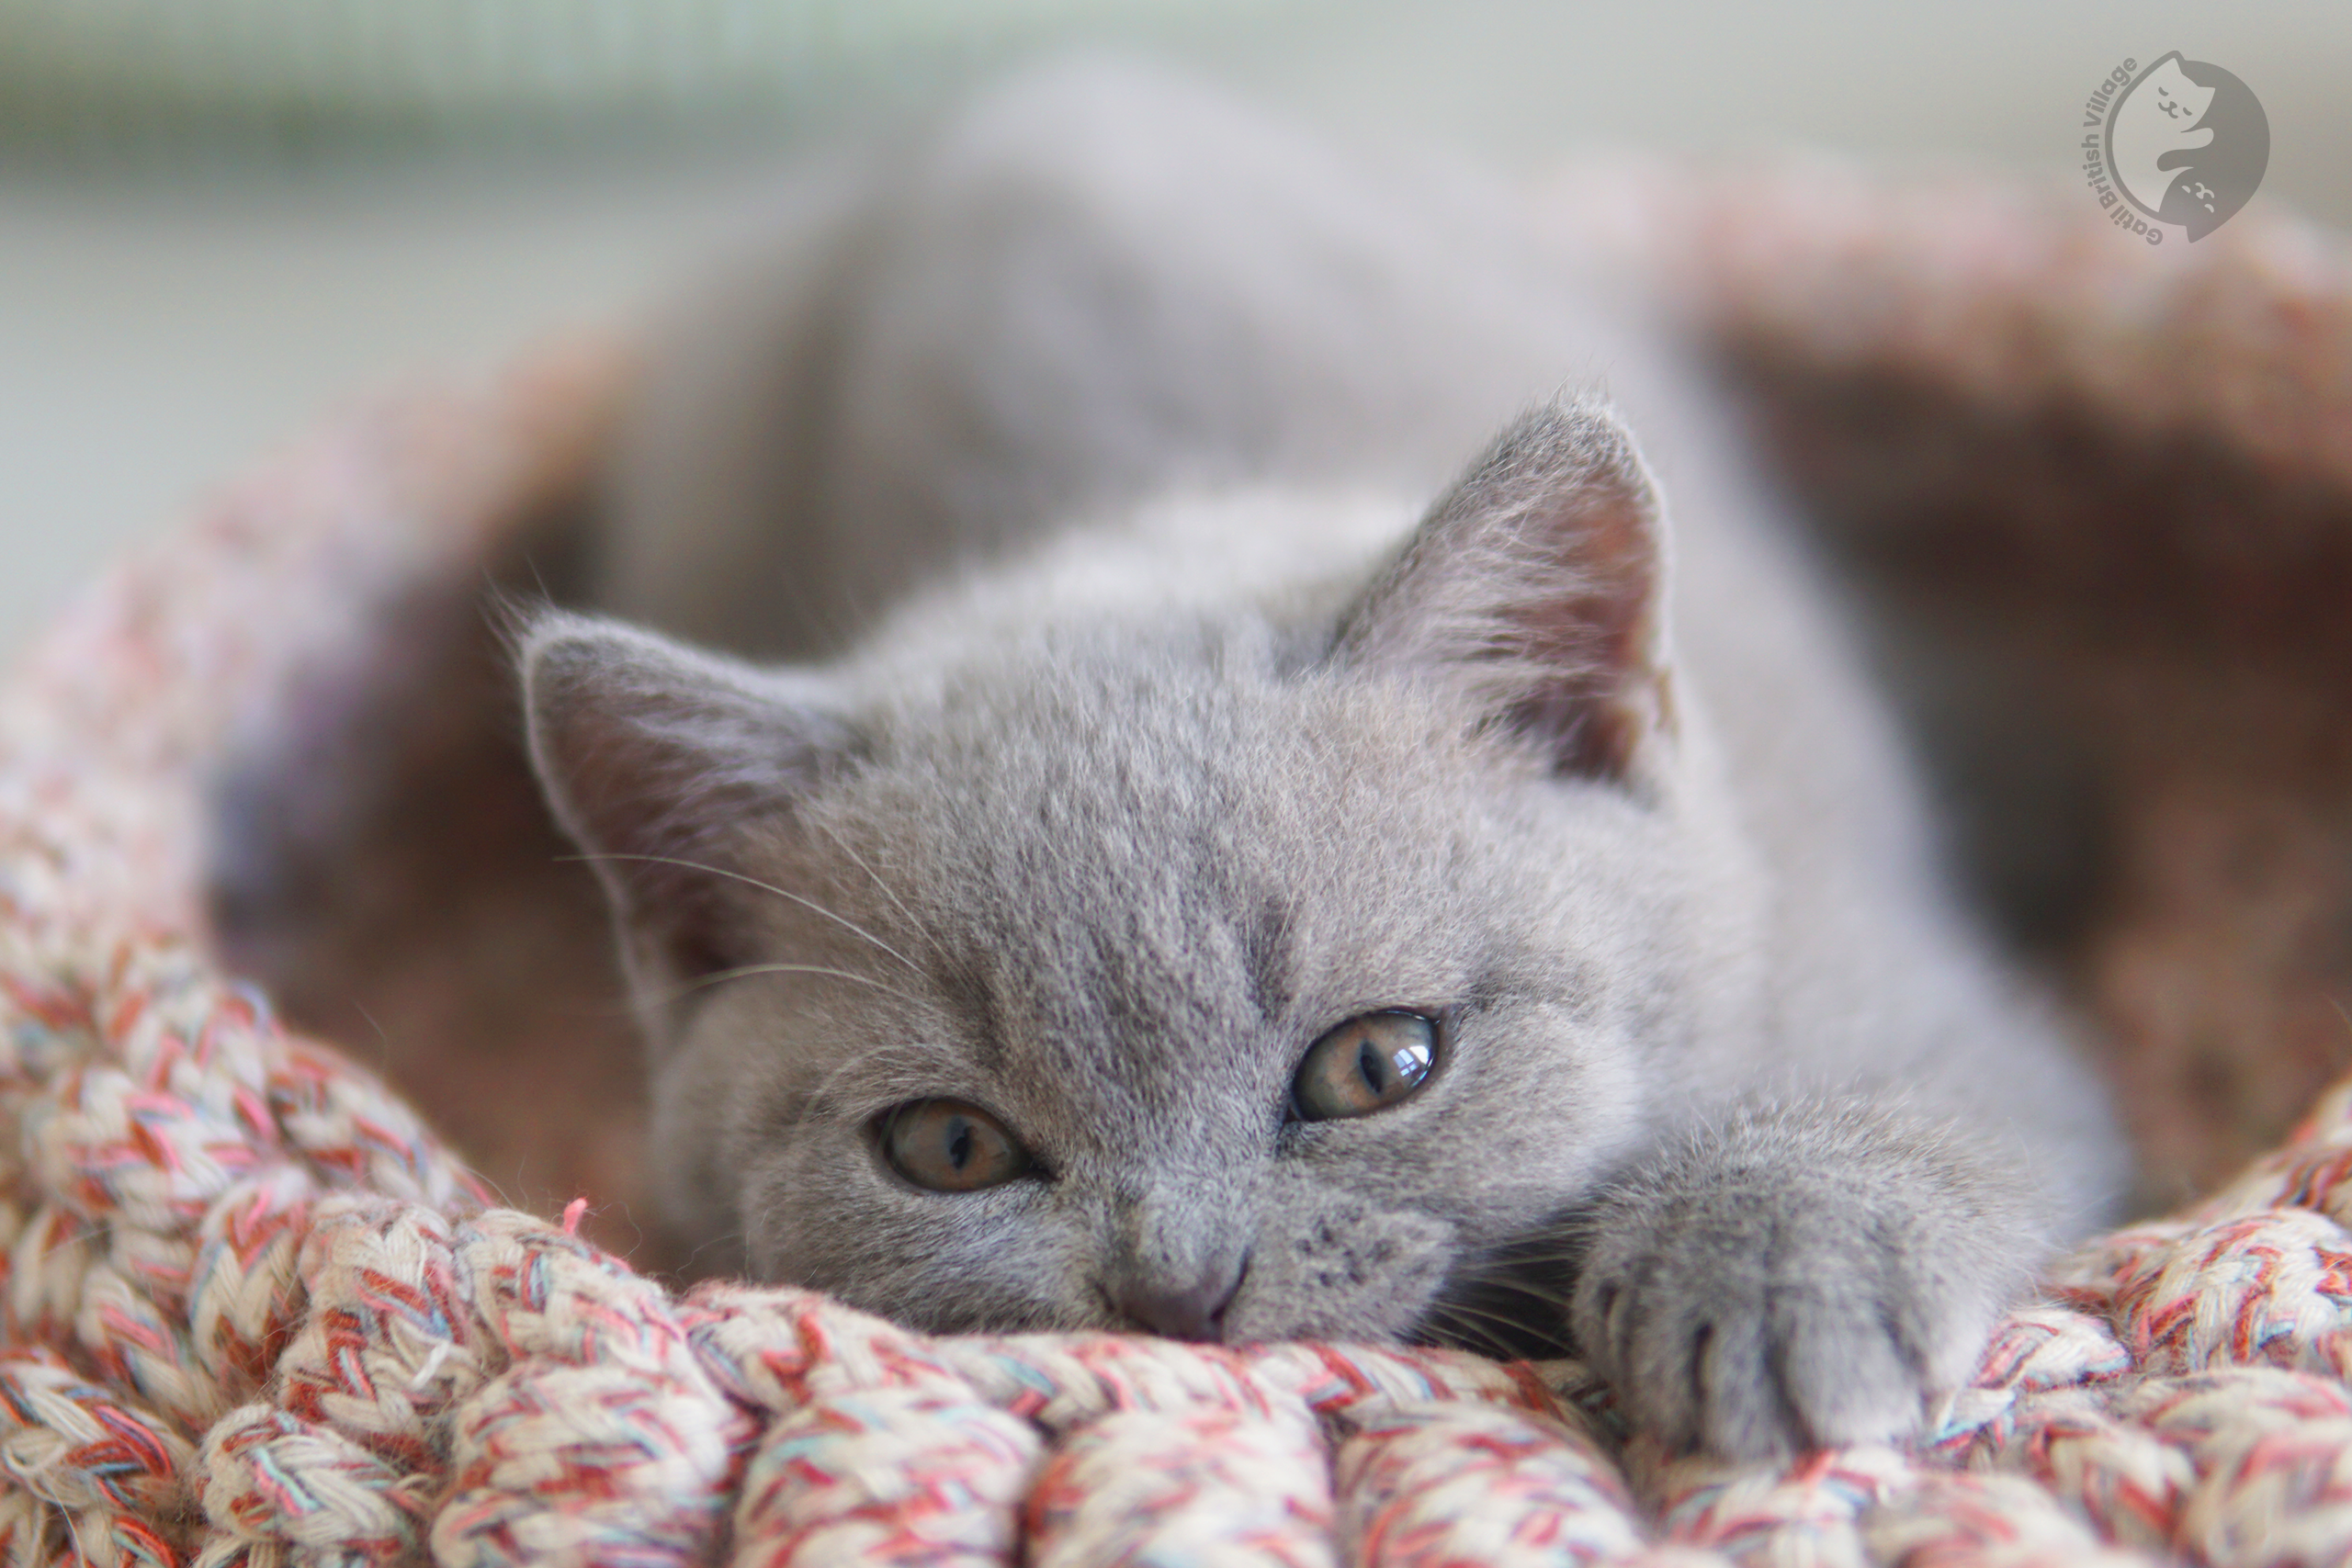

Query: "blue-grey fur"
left=520, top=58, right=2129, bottom=1461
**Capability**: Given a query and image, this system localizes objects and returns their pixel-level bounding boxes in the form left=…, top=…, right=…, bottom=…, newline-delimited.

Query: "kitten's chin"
left=1412, top=1236, right=1581, bottom=1361
left=1411, top=1292, right=1577, bottom=1361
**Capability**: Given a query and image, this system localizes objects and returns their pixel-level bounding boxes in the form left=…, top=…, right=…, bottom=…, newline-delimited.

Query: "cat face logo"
left=2098, top=52, right=2269, bottom=241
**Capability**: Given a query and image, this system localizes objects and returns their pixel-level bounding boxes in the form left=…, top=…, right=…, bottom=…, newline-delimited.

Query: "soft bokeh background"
left=2, top=0, right=2346, bottom=659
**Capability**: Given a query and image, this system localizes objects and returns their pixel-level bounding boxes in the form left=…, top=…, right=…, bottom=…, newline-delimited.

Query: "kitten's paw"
left=1566, top=1108, right=2036, bottom=1461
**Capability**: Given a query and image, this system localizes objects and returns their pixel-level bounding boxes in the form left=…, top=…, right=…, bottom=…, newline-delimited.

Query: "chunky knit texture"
left=9, top=168, right=2352, bottom=1565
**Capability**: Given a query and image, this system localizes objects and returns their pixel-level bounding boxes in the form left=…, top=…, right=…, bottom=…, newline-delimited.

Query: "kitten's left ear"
left=518, top=611, right=858, bottom=997
left=1333, top=398, right=1676, bottom=781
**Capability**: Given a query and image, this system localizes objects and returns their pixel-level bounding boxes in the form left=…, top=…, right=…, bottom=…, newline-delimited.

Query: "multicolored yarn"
left=7, top=175, right=2352, bottom=1565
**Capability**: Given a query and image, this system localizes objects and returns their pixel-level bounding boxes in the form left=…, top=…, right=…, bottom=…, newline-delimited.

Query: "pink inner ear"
left=524, top=617, right=854, bottom=985
left=1500, top=475, right=1669, bottom=777
left=536, top=694, right=762, bottom=980
left=1330, top=400, right=1676, bottom=783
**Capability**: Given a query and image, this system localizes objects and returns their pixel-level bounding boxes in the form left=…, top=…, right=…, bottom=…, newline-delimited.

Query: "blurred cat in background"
left=519, top=58, right=2128, bottom=1461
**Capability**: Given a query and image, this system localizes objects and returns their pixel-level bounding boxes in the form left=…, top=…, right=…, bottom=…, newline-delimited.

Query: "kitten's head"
left=524, top=400, right=1750, bottom=1348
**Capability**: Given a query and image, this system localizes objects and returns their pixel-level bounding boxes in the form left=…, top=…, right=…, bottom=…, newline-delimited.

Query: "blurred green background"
left=1, top=0, right=2344, bottom=658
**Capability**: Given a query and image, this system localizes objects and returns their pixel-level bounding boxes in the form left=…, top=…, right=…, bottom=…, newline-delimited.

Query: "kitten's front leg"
left=1566, top=1098, right=2042, bottom=1461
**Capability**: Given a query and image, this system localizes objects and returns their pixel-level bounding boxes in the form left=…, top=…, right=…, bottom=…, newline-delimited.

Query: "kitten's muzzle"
left=1113, top=1249, right=1250, bottom=1342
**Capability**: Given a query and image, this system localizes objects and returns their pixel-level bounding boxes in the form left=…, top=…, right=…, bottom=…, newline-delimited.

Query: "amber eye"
left=1292, top=1011, right=1438, bottom=1121
left=878, top=1100, right=1033, bottom=1191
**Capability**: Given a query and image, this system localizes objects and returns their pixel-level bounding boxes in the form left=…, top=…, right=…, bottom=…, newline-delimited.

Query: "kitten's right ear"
left=518, top=611, right=857, bottom=995
left=1332, top=398, right=1676, bottom=784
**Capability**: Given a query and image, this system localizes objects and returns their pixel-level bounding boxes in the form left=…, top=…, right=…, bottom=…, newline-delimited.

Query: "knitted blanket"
left=8, top=164, right=2352, bottom=1567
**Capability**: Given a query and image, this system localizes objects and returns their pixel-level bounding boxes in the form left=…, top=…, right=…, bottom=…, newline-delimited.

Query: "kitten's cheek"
left=1224, top=1208, right=1456, bottom=1342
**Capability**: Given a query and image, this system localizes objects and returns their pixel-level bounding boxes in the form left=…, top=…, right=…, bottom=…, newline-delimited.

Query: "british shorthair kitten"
left=519, top=59, right=2127, bottom=1460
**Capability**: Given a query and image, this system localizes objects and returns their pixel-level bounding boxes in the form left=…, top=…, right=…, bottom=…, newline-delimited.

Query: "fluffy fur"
left=519, top=58, right=2129, bottom=1460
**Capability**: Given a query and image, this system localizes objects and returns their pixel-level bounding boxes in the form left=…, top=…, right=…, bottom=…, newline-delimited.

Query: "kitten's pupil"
left=1293, top=1011, right=1437, bottom=1120
left=879, top=1099, right=1032, bottom=1191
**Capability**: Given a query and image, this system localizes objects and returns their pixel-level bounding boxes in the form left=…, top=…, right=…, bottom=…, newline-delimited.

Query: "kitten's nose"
left=1114, top=1254, right=1248, bottom=1342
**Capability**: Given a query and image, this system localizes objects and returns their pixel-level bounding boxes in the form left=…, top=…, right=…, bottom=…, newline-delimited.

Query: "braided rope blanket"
left=9, top=168, right=2352, bottom=1567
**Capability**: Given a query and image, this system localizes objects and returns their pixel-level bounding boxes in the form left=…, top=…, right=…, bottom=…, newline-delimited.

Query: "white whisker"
left=567, top=851, right=929, bottom=977
left=659, top=961, right=921, bottom=1009
left=814, top=819, right=949, bottom=965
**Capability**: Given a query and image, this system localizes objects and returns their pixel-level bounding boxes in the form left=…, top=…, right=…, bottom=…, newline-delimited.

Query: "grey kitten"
left=520, top=59, right=2128, bottom=1461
